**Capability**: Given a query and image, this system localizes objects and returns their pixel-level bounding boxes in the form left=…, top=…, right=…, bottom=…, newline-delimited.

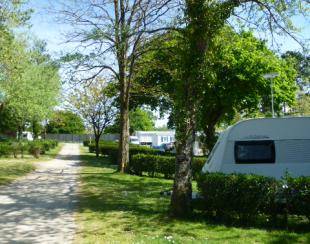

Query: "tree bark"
left=170, top=1, right=239, bottom=217
left=95, top=134, right=100, bottom=158
left=204, top=125, right=217, bottom=154
left=118, top=76, right=130, bottom=172
left=170, top=110, right=195, bottom=217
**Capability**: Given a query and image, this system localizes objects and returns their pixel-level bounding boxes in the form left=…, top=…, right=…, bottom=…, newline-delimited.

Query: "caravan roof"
left=227, top=117, right=310, bottom=141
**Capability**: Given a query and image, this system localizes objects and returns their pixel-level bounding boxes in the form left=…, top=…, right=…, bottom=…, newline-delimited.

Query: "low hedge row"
left=83, top=140, right=91, bottom=147
left=87, top=142, right=205, bottom=179
left=197, top=172, right=310, bottom=221
left=88, top=142, right=171, bottom=162
left=0, top=140, right=58, bottom=158
left=130, top=153, right=206, bottom=179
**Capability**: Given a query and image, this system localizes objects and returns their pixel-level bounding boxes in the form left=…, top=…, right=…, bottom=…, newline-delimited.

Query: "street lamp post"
left=263, top=72, right=279, bottom=118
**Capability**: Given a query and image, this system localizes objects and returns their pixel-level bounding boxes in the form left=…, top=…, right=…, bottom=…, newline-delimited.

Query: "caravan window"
left=235, top=140, right=275, bottom=164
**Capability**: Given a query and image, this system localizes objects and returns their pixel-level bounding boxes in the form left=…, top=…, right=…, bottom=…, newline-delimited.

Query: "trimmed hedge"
left=286, top=176, right=310, bottom=219
left=0, top=140, right=58, bottom=158
left=130, top=153, right=206, bottom=179
left=89, top=142, right=160, bottom=162
left=83, top=140, right=91, bottom=147
left=197, top=172, right=310, bottom=221
left=88, top=142, right=206, bottom=178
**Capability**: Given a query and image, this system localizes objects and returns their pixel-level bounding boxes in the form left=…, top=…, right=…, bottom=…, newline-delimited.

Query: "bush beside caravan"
left=202, top=117, right=310, bottom=179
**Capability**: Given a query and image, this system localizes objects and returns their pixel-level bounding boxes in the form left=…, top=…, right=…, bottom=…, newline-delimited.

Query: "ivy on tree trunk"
left=171, top=0, right=238, bottom=217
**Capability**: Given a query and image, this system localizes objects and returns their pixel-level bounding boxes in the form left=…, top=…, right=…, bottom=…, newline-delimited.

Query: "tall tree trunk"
left=118, top=75, right=130, bottom=173
left=171, top=106, right=196, bottom=217
left=17, top=125, right=23, bottom=141
left=32, top=120, right=38, bottom=139
left=115, top=0, right=130, bottom=173
left=170, top=1, right=238, bottom=217
left=95, top=134, right=100, bottom=158
left=204, top=125, right=217, bottom=154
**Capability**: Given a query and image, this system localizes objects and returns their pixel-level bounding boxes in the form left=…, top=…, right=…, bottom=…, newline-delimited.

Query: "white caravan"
left=202, top=117, right=310, bottom=179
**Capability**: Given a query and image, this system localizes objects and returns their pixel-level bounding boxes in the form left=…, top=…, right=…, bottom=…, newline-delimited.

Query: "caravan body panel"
left=202, top=117, right=310, bottom=178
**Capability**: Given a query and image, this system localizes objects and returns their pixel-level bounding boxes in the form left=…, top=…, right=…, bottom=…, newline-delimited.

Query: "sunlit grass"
left=0, top=143, right=63, bottom=185
left=0, top=162, right=35, bottom=185
left=76, top=146, right=310, bottom=244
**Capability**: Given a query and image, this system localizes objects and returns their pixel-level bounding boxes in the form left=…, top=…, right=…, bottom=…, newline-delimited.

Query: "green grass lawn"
left=0, top=143, right=63, bottom=186
left=76, top=146, right=310, bottom=244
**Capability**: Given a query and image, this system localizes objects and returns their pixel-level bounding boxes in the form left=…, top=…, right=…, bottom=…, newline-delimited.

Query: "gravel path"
left=0, top=143, right=80, bottom=244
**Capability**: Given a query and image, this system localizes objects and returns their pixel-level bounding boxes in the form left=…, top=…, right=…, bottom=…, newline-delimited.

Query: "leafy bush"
left=197, top=172, right=310, bottom=221
left=19, top=141, right=30, bottom=158
left=100, top=143, right=119, bottom=163
left=130, top=153, right=206, bottom=179
left=40, top=140, right=58, bottom=154
left=10, top=141, right=21, bottom=158
left=88, top=142, right=159, bottom=164
left=192, top=157, right=206, bottom=179
left=286, top=176, right=310, bottom=219
left=83, top=140, right=91, bottom=147
left=88, top=142, right=206, bottom=177
left=28, top=141, right=43, bottom=158
left=0, top=139, right=58, bottom=158
left=197, top=173, right=277, bottom=220
left=0, top=142, right=12, bottom=157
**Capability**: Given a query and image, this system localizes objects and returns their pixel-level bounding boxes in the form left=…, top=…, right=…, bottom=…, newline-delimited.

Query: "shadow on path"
left=0, top=143, right=80, bottom=244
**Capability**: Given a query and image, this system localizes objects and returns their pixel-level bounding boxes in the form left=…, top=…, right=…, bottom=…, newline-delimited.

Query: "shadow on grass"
left=77, top=151, right=310, bottom=243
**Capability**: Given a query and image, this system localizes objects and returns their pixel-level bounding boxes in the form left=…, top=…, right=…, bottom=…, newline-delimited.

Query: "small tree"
left=70, top=79, right=116, bottom=157
left=53, top=0, right=177, bottom=172
left=46, top=110, right=85, bottom=134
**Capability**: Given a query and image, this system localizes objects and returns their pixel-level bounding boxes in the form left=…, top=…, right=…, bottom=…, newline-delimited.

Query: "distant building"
left=19, top=131, right=34, bottom=141
left=133, top=131, right=175, bottom=147
left=133, top=130, right=204, bottom=156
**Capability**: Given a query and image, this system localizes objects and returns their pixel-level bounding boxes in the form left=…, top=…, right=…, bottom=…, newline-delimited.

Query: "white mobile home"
left=134, top=131, right=175, bottom=146
left=134, top=130, right=204, bottom=155
left=202, top=117, right=310, bottom=179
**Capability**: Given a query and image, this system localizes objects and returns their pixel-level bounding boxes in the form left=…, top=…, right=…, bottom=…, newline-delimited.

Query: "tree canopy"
left=133, top=27, right=297, bottom=149
left=106, top=108, right=155, bottom=135
left=69, top=79, right=116, bottom=156
left=46, top=111, right=85, bottom=134
left=0, top=4, right=61, bottom=136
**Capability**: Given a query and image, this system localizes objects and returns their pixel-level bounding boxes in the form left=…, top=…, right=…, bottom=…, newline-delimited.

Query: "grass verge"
left=0, top=162, right=35, bottom=185
left=76, top=146, right=310, bottom=244
left=0, top=143, right=63, bottom=186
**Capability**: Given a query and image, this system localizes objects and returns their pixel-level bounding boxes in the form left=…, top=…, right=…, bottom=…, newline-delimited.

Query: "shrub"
left=197, top=173, right=278, bottom=220
left=19, top=141, right=30, bottom=158
left=40, top=140, right=58, bottom=153
left=10, top=141, right=21, bottom=158
left=88, top=142, right=207, bottom=177
left=83, top=140, right=91, bottom=147
left=130, top=154, right=172, bottom=177
left=28, top=141, right=43, bottom=158
left=0, top=139, right=57, bottom=158
left=100, top=143, right=119, bottom=163
left=88, top=142, right=160, bottom=164
left=286, top=176, right=310, bottom=219
left=0, top=142, right=12, bottom=157
left=130, top=153, right=207, bottom=179
left=192, top=157, right=206, bottom=179
left=197, top=172, right=310, bottom=221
